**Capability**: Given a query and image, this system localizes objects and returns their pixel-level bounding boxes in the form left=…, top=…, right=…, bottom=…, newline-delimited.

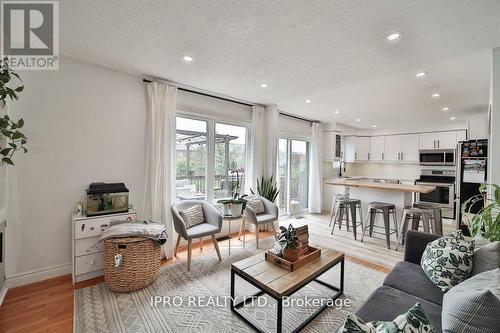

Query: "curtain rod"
left=143, top=79, right=253, bottom=107
left=279, top=111, right=320, bottom=124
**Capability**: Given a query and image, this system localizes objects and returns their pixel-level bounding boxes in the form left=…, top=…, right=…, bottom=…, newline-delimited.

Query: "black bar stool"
left=331, top=198, right=363, bottom=240
left=361, top=201, right=399, bottom=249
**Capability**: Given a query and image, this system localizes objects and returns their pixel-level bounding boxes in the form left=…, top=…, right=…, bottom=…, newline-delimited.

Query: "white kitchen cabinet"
left=456, top=129, right=467, bottom=142
left=323, top=131, right=334, bottom=161
left=323, top=131, right=342, bottom=161
left=343, top=136, right=369, bottom=161
left=436, top=131, right=457, bottom=149
left=419, top=133, right=437, bottom=149
left=344, top=136, right=355, bottom=162
left=355, top=137, right=370, bottom=161
left=401, top=134, right=419, bottom=162
left=369, top=136, right=385, bottom=161
left=383, top=134, right=418, bottom=162
left=419, top=131, right=458, bottom=149
left=384, top=135, right=401, bottom=161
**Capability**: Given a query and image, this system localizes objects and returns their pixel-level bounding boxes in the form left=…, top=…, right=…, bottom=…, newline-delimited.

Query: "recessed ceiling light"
left=183, top=55, right=193, bottom=62
left=260, top=83, right=268, bottom=88
left=450, top=117, right=456, bottom=120
left=415, top=71, right=427, bottom=77
left=305, top=99, right=311, bottom=103
left=442, top=106, right=450, bottom=111
left=372, top=125, right=377, bottom=128
left=431, top=93, right=441, bottom=98
left=355, top=118, right=361, bottom=122
left=386, top=32, right=402, bottom=42
left=334, top=110, right=340, bottom=114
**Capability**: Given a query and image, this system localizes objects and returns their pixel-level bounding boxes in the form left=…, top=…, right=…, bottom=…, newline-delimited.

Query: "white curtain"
left=247, top=105, right=266, bottom=193
left=265, top=104, right=279, bottom=178
left=308, top=122, right=323, bottom=213
left=143, top=82, right=177, bottom=258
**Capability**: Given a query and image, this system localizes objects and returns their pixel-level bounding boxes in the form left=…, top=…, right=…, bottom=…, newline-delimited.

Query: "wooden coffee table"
left=230, top=247, right=344, bottom=333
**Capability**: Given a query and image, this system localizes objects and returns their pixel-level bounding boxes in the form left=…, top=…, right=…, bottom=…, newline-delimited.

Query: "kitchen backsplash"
left=324, top=161, right=422, bottom=180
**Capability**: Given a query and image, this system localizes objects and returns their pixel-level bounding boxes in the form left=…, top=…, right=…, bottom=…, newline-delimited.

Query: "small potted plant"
left=462, top=183, right=500, bottom=243
left=278, top=224, right=301, bottom=261
left=217, top=168, right=247, bottom=216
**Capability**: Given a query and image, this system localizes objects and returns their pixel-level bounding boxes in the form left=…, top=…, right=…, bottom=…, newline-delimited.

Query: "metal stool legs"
left=361, top=202, right=398, bottom=250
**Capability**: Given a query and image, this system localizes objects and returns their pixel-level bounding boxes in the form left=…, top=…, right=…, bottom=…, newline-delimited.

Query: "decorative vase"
left=282, top=243, right=301, bottom=262
left=230, top=203, right=243, bottom=217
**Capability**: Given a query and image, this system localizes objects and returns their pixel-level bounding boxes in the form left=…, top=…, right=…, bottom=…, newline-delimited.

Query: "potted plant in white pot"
left=462, top=183, right=500, bottom=243
left=217, top=168, right=247, bottom=216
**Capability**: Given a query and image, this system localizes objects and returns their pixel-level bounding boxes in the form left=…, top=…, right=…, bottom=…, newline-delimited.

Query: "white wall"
left=6, top=57, right=147, bottom=285
left=490, top=47, right=500, bottom=185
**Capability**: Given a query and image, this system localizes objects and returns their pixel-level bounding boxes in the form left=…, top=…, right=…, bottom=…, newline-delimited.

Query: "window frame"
left=176, top=111, right=251, bottom=203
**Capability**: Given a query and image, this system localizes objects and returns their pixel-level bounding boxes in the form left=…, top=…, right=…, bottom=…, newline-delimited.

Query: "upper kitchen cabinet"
left=344, top=136, right=369, bottom=162
left=369, top=136, right=385, bottom=161
left=401, top=134, right=419, bottom=162
left=323, top=131, right=342, bottom=161
left=384, top=134, right=419, bottom=162
left=419, top=131, right=458, bottom=149
left=355, top=136, right=370, bottom=161
left=384, top=135, right=401, bottom=161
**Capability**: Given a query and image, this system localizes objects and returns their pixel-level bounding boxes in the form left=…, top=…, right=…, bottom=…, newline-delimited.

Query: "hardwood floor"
left=0, top=213, right=407, bottom=332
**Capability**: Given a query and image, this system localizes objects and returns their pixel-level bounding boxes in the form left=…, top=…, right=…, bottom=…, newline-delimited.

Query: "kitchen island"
left=324, top=178, right=436, bottom=241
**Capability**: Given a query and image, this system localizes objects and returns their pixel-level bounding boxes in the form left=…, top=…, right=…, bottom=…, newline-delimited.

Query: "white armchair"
left=241, top=197, right=279, bottom=249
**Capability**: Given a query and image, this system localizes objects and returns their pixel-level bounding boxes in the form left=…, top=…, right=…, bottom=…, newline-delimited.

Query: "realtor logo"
left=1, top=1, right=59, bottom=70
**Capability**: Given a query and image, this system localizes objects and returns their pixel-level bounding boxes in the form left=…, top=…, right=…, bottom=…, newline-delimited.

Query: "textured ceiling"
left=60, top=0, right=500, bottom=129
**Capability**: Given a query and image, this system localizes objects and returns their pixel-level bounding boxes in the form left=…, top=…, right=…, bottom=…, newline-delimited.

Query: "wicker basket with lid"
left=104, top=236, right=161, bottom=293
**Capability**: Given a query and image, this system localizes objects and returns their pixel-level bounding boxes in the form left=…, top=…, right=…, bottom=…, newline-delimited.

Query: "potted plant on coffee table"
left=278, top=224, right=301, bottom=261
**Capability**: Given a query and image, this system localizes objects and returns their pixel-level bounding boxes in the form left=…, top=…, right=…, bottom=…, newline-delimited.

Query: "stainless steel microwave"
left=419, top=149, right=456, bottom=166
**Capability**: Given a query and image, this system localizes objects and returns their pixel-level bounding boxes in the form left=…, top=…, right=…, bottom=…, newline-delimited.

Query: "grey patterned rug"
left=75, top=246, right=385, bottom=333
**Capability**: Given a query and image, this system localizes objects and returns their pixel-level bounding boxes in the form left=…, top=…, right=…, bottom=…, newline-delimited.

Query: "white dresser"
left=71, top=210, right=136, bottom=284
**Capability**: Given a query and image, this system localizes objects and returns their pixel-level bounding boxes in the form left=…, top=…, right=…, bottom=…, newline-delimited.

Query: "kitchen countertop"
left=325, top=178, right=435, bottom=193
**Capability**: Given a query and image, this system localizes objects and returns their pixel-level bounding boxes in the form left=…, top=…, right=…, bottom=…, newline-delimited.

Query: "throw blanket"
left=99, top=221, right=168, bottom=245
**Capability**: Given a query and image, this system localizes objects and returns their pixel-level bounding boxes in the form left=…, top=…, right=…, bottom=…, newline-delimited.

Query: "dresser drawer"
left=75, top=253, right=104, bottom=275
left=74, top=213, right=136, bottom=239
left=75, top=236, right=103, bottom=257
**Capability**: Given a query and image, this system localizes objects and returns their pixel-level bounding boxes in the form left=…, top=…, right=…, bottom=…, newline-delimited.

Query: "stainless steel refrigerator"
left=455, top=139, right=488, bottom=234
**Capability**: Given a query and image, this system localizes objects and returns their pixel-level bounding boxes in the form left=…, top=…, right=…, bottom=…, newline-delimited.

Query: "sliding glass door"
left=278, top=138, right=310, bottom=215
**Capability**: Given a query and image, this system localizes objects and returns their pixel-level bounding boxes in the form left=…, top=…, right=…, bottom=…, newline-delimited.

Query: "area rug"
left=74, top=247, right=385, bottom=333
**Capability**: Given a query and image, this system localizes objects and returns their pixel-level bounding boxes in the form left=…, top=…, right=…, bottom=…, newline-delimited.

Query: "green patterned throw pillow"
left=421, top=230, right=474, bottom=292
left=340, top=303, right=433, bottom=332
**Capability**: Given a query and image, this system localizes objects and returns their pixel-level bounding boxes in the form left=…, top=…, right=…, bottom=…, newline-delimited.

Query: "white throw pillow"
left=179, top=204, right=205, bottom=229
left=421, top=230, right=474, bottom=292
left=246, top=195, right=265, bottom=214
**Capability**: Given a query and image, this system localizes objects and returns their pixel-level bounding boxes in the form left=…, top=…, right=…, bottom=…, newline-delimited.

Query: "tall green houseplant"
left=462, top=183, right=500, bottom=242
left=0, top=58, right=28, bottom=166
left=250, top=175, right=279, bottom=203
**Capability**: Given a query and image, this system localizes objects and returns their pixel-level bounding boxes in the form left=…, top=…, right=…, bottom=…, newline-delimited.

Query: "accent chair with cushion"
left=242, top=196, right=279, bottom=249
left=171, top=200, right=223, bottom=270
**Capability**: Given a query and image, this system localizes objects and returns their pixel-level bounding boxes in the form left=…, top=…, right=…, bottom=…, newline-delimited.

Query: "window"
left=175, top=116, right=248, bottom=202
left=175, top=117, right=207, bottom=200
left=214, top=123, right=247, bottom=199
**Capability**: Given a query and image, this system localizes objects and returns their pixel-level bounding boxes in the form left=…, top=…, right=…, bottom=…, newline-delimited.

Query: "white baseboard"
left=6, top=263, right=72, bottom=288
left=0, top=285, right=7, bottom=306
